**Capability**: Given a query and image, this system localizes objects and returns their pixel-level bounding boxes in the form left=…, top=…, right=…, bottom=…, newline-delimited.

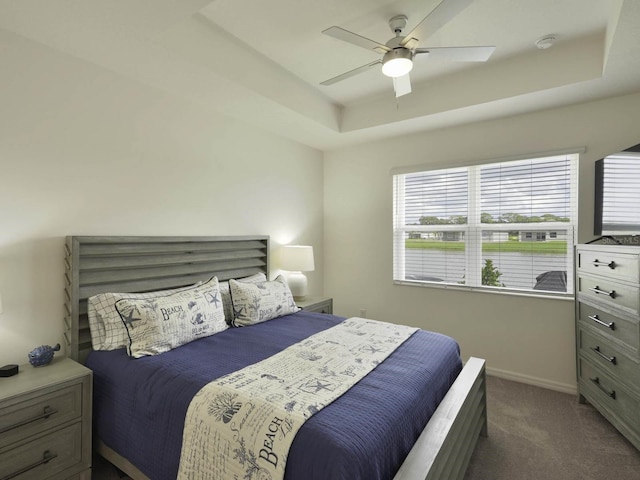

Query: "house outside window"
left=392, top=153, right=578, bottom=295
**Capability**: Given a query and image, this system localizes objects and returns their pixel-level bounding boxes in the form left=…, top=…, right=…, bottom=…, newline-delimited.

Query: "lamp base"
left=286, top=271, right=308, bottom=299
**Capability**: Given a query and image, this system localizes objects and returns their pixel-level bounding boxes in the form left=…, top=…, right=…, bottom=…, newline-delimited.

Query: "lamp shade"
left=280, top=245, right=315, bottom=272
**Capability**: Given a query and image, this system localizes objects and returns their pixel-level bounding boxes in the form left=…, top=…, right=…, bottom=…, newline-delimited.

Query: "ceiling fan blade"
left=393, top=74, right=412, bottom=97
left=322, top=26, right=390, bottom=53
left=400, top=0, right=474, bottom=48
left=320, top=60, right=382, bottom=86
left=414, top=45, right=495, bottom=61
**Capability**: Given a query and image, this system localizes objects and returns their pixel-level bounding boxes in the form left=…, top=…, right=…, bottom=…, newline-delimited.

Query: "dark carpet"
left=464, top=376, right=640, bottom=480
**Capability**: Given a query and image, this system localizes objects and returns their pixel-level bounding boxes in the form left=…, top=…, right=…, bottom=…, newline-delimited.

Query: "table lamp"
left=280, top=245, right=315, bottom=299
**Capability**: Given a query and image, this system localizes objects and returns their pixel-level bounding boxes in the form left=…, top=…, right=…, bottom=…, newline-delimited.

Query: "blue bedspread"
left=87, top=311, right=462, bottom=480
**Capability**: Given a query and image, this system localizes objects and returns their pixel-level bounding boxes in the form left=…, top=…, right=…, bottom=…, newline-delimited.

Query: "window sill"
left=393, top=280, right=574, bottom=301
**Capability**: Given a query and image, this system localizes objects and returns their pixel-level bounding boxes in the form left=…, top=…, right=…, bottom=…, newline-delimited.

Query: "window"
left=393, top=153, right=578, bottom=295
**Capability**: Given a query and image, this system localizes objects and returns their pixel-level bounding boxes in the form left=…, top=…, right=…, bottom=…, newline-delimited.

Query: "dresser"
left=0, top=357, right=92, bottom=479
left=575, top=244, right=640, bottom=450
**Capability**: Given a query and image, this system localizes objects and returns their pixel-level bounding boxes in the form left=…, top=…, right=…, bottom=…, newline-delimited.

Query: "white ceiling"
left=1, top=0, right=639, bottom=150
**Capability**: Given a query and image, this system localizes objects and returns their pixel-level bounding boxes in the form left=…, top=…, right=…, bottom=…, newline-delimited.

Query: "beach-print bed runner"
left=177, top=317, right=417, bottom=480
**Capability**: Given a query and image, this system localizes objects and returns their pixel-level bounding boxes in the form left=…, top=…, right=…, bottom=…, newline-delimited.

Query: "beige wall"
left=0, top=32, right=324, bottom=366
left=324, top=92, right=640, bottom=393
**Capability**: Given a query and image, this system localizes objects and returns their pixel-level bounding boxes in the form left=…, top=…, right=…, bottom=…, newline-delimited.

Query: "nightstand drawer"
left=578, top=358, right=640, bottom=428
left=577, top=301, right=640, bottom=353
left=0, top=422, right=82, bottom=480
left=297, top=297, right=333, bottom=314
left=303, top=299, right=332, bottom=314
left=578, top=273, right=640, bottom=316
left=0, top=383, right=82, bottom=449
left=578, top=327, right=640, bottom=389
left=577, top=248, right=640, bottom=283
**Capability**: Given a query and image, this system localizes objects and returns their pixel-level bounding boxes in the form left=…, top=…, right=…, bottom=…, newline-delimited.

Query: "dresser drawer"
left=578, top=358, right=640, bottom=428
left=579, top=327, right=640, bottom=389
left=0, top=422, right=83, bottom=480
left=577, top=273, right=640, bottom=316
left=0, top=383, right=82, bottom=449
left=577, top=301, right=640, bottom=353
left=577, top=248, right=640, bottom=283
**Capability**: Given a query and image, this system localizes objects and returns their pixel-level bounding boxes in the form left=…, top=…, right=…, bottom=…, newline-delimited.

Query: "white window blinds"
left=393, top=153, right=578, bottom=295
left=599, top=153, right=640, bottom=234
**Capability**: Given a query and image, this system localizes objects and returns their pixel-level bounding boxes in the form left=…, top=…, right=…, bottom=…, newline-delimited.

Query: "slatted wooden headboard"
left=63, top=236, right=270, bottom=363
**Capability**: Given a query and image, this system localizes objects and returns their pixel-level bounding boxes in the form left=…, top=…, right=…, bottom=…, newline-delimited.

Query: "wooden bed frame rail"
left=65, top=235, right=486, bottom=480
left=394, top=357, right=487, bottom=480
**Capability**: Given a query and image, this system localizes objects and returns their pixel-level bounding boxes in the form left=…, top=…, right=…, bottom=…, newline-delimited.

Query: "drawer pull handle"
left=587, top=314, right=615, bottom=330
left=590, top=377, right=616, bottom=399
left=590, top=346, right=617, bottom=365
left=0, top=406, right=58, bottom=434
left=2, top=450, right=58, bottom=480
left=590, top=286, right=616, bottom=298
left=593, top=259, right=616, bottom=269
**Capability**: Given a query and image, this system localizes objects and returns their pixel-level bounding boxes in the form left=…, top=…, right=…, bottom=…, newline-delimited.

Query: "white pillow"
left=219, top=272, right=267, bottom=324
left=116, top=277, right=226, bottom=358
left=230, top=275, right=299, bottom=327
left=88, top=281, right=202, bottom=351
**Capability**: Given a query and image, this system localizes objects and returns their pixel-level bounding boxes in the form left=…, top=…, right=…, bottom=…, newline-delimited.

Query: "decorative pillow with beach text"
left=116, top=277, right=226, bottom=357
left=88, top=281, right=202, bottom=351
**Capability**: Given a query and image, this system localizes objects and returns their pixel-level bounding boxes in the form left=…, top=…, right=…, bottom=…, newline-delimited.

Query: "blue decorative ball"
left=28, top=343, right=61, bottom=367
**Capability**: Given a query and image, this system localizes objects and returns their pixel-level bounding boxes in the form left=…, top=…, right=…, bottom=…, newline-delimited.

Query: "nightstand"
left=0, top=357, right=92, bottom=480
left=296, top=297, right=333, bottom=314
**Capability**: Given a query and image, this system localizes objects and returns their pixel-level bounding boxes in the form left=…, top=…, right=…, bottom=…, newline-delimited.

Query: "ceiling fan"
left=320, top=0, right=495, bottom=97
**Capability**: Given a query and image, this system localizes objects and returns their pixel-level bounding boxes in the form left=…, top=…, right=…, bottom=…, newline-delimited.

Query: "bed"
left=63, top=235, right=487, bottom=480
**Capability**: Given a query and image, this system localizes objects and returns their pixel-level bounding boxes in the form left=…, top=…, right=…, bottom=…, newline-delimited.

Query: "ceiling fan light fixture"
left=382, top=49, right=413, bottom=77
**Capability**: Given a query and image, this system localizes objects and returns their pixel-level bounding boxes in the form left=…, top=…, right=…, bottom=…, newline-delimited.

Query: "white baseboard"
left=486, top=366, right=577, bottom=395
